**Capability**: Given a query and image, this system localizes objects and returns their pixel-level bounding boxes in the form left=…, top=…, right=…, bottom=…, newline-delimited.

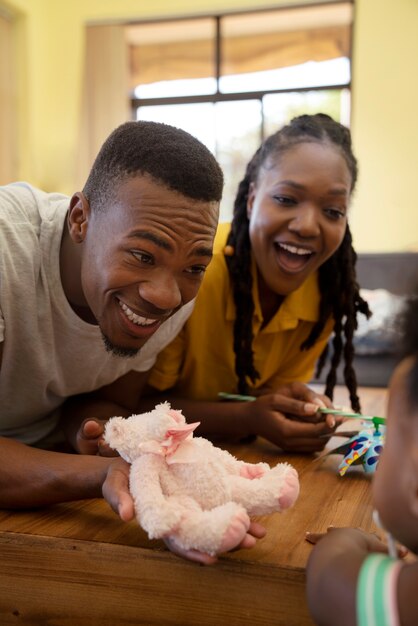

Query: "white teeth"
left=279, top=243, right=312, bottom=256
left=119, top=302, right=156, bottom=326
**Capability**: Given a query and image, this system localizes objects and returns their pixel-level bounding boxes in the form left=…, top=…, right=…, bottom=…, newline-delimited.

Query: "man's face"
left=373, top=356, right=418, bottom=554
left=69, top=175, right=219, bottom=355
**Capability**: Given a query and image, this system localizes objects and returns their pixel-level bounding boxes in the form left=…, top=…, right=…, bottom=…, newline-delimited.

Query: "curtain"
left=76, top=24, right=130, bottom=190
left=0, top=10, right=17, bottom=184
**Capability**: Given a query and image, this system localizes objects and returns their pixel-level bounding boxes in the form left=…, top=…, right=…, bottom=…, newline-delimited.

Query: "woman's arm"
left=141, top=382, right=337, bottom=452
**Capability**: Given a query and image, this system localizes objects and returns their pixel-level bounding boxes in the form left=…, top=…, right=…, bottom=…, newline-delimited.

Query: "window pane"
left=215, top=100, right=262, bottom=222
left=136, top=103, right=217, bottom=152
left=127, top=18, right=216, bottom=97
left=263, top=88, right=351, bottom=135
left=220, top=3, right=352, bottom=93
left=219, top=57, right=350, bottom=94
left=135, top=100, right=262, bottom=223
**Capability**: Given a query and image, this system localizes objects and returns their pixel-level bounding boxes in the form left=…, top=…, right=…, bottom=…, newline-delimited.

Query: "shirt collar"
left=226, top=254, right=321, bottom=331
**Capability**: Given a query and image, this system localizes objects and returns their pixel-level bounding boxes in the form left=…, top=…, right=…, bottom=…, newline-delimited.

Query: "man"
left=0, top=121, right=265, bottom=562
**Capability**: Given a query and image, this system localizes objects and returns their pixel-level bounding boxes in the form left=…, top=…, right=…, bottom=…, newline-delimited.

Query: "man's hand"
left=76, top=418, right=117, bottom=456
left=163, top=520, right=266, bottom=565
left=102, top=457, right=135, bottom=522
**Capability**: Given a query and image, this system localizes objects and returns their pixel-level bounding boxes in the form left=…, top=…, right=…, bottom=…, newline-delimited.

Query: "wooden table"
left=0, top=387, right=388, bottom=626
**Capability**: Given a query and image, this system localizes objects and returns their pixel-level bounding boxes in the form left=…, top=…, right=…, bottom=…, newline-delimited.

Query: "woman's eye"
left=325, top=207, right=346, bottom=220
left=132, top=251, right=154, bottom=265
left=274, top=195, right=295, bottom=206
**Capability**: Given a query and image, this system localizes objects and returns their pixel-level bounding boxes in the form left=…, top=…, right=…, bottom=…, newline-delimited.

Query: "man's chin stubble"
left=101, top=331, right=140, bottom=358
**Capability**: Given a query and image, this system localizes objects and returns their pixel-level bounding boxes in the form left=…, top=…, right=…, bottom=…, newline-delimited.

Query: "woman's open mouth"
left=274, top=242, right=315, bottom=273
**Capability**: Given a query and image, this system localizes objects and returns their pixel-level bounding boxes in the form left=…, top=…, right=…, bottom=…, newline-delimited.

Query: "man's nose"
left=138, top=272, right=182, bottom=312
left=288, top=206, right=320, bottom=237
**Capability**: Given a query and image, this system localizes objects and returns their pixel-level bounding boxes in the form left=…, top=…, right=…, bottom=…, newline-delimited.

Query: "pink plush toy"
left=104, top=402, right=299, bottom=556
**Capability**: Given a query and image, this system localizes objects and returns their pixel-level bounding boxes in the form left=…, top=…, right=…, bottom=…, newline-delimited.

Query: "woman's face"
left=373, top=357, right=418, bottom=555
left=247, top=141, right=351, bottom=298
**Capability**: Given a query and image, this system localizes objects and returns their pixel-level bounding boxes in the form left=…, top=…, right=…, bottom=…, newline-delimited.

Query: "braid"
left=225, top=153, right=261, bottom=394
left=304, top=227, right=371, bottom=411
left=225, top=113, right=370, bottom=409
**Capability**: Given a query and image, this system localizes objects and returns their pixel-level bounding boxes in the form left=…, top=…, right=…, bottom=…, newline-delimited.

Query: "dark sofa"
left=312, top=252, right=418, bottom=387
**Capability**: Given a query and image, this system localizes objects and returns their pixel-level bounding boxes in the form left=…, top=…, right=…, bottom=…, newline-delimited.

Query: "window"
left=126, top=2, right=353, bottom=220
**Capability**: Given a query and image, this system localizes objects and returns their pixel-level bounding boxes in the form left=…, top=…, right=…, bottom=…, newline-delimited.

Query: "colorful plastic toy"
left=322, top=412, right=386, bottom=476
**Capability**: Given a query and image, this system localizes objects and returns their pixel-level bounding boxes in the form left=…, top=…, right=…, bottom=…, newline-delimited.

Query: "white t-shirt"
left=0, top=183, right=194, bottom=444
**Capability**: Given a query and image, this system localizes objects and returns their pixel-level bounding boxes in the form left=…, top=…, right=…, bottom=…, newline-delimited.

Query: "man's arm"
left=62, top=369, right=150, bottom=452
left=0, top=435, right=135, bottom=520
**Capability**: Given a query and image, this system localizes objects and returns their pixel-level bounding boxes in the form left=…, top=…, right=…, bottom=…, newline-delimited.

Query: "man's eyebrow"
left=128, top=230, right=172, bottom=251
left=128, top=230, right=213, bottom=258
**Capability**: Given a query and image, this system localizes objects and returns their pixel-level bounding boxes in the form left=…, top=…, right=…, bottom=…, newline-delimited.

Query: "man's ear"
left=67, top=192, right=90, bottom=243
left=246, top=181, right=256, bottom=219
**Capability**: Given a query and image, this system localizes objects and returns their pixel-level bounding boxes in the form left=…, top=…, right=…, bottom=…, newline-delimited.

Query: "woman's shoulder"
left=213, top=222, right=231, bottom=255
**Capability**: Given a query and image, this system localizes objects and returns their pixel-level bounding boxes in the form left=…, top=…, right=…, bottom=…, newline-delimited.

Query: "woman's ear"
left=246, top=182, right=256, bottom=220
left=67, top=192, right=90, bottom=243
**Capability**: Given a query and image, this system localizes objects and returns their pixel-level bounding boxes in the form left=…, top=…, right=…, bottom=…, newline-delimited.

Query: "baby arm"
left=306, top=528, right=393, bottom=626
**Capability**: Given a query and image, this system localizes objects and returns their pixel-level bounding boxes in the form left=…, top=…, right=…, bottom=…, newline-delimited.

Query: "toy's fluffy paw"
left=239, top=463, right=267, bottom=479
left=277, top=467, right=299, bottom=510
left=218, top=507, right=250, bottom=553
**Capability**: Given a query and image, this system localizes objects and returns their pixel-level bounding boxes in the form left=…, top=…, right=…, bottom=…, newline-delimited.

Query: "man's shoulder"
left=0, top=182, right=69, bottom=225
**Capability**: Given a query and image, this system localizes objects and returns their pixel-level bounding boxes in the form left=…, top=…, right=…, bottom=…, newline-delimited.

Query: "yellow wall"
left=3, top=0, right=418, bottom=251
left=350, top=0, right=418, bottom=251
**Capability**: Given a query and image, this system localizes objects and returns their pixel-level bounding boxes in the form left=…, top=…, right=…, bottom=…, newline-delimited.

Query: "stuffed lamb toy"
left=104, top=402, right=299, bottom=556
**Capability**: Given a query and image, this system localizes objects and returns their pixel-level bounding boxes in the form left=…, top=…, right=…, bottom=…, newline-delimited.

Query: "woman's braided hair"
left=225, top=113, right=370, bottom=412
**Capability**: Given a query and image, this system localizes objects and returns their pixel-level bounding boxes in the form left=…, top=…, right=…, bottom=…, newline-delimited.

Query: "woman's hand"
left=243, top=383, right=339, bottom=452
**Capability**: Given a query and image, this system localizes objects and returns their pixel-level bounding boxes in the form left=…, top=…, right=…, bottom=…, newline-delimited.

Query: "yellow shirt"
left=148, top=223, right=333, bottom=400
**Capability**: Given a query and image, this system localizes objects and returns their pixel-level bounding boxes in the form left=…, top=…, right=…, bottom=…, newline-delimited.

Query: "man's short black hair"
left=83, top=121, right=224, bottom=210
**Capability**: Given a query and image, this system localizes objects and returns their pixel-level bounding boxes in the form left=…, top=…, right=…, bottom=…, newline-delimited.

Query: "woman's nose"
left=138, top=272, right=182, bottom=313
left=288, top=207, right=320, bottom=237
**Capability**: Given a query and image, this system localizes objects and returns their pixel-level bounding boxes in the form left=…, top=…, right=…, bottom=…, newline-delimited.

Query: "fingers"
left=264, top=413, right=335, bottom=451
left=285, top=382, right=332, bottom=408
left=163, top=537, right=218, bottom=565
left=305, top=531, right=327, bottom=545
left=76, top=418, right=106, bottom=455
left=102, top=458, right=135, bottom=522
left=77, top=418, right=118, bottom=457
left=248, top=520, right=266, bottom=539
left=269, top=394, right=321, bottom=418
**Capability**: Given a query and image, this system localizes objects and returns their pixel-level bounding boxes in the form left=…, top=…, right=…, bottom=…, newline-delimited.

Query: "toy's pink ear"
left=167, top=408, right=184, bottom=424
left=163, top=422, right=200, bottom=445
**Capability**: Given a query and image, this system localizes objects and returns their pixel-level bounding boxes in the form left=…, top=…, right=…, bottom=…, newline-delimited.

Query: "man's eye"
left=132, top=251, right=154, bottom=265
